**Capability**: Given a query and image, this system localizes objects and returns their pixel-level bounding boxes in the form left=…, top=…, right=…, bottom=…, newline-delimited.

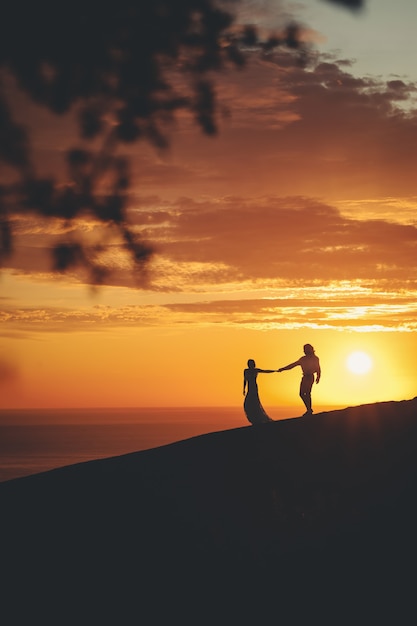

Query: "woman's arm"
left=256, top=369, right=276, bottom=374
left=243, top=370, right=247, bottom=395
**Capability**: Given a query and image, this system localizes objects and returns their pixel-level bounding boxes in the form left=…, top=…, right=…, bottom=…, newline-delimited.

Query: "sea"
left=0, top=406, right=299, bottom=483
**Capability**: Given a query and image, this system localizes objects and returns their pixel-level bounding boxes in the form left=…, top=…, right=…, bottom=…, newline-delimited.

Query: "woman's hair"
left=303, top=344, right=315, bottom=355
left=247, top=359, right=256, bottom=368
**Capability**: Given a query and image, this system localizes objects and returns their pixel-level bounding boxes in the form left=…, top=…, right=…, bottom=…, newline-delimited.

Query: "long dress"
left=243, top=369, right=272, bottom=425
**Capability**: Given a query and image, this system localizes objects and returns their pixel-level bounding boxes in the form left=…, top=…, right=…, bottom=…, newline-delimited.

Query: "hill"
left=2, top=398, right=417, bottom=624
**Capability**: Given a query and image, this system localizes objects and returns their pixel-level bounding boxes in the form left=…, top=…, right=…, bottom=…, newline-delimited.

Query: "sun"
left=346, top=351, right=373, bottom=375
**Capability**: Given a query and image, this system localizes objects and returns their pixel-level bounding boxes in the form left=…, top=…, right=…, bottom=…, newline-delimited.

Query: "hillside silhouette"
left=2, top=398, right=417, bottom=624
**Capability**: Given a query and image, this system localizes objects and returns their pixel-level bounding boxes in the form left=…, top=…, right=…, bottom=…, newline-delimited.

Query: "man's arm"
left=278, top=360, right=299, bottom=372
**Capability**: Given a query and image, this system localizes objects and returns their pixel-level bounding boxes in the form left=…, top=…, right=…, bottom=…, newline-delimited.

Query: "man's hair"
left=303, top=344, right=314, bottom=355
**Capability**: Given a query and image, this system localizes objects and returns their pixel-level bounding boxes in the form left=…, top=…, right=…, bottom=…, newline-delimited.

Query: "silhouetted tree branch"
left=0, top=0, right=364, bottom=284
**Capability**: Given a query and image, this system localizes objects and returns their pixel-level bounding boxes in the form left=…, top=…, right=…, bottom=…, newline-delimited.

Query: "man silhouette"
left=278, top=344, right=321, bottom=416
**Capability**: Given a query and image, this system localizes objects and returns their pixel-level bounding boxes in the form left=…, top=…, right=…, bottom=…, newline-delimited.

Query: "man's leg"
left=300, top=376, right=313, bottom=414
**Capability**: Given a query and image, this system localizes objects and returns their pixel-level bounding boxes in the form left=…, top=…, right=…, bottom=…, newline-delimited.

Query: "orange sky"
left=1, top=0, right=417, bottom=412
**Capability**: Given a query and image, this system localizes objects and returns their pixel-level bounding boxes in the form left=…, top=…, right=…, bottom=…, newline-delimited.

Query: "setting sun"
left=346, top=351, right=373, bottom=375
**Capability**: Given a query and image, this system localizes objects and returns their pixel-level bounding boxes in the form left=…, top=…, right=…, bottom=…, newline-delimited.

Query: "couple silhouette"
left=243, top=344, right=321, bottom=424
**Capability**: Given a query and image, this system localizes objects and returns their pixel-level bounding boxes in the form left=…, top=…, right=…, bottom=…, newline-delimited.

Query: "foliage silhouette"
left=0, top=0, right=363, bottom=284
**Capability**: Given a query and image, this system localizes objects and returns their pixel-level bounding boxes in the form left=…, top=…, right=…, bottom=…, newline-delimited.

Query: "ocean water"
left=0, top=405, right=340, bottom=483
left=0, top=406, right=295, bottom=483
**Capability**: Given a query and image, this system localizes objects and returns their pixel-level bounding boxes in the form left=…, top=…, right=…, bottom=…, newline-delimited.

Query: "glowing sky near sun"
left=1, top=0, right=417, bottom=410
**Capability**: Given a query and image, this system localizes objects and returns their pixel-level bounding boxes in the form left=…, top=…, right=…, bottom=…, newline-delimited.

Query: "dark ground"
left=2, top=398, right=417, bottom=625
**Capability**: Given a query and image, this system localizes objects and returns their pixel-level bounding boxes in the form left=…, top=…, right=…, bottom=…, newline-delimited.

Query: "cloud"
left=6, top=49, right=417, bottom=210
left=114, top=52, right=417, bottom=203
left=5, top=37, right=417, bottom=206
left=268, top=56, right=417, bottom=193
left=2, top=289, right=416, bottom=334
left=5, top=193, right=417, bottom=295
left=3, top=50, right=417, bottom=335
left=138, top=195, right=417, bottom=285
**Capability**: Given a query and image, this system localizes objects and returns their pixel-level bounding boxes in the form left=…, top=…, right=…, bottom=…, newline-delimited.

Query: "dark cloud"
left=4, top=52, right=417, bottom=293
left=5, top=193, right=417, bottom=293
left=143, top=195, right=417, bottom=284
left=121, top=53, right=417, bottom=201
left=267, top=57, right=417, bottom=190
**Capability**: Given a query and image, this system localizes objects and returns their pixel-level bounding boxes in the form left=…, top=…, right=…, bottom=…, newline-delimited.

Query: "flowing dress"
left=243, top=368, right=272, bottom=425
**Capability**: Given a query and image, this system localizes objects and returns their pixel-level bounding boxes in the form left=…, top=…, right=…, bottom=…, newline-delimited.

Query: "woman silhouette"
left=278, top=344, right=321, bottom=416
left=243, top=359, right=276, bottom=425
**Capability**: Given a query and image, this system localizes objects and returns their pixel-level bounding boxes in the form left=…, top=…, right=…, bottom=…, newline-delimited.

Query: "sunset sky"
left=1, top=0, right=417, bottom=413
